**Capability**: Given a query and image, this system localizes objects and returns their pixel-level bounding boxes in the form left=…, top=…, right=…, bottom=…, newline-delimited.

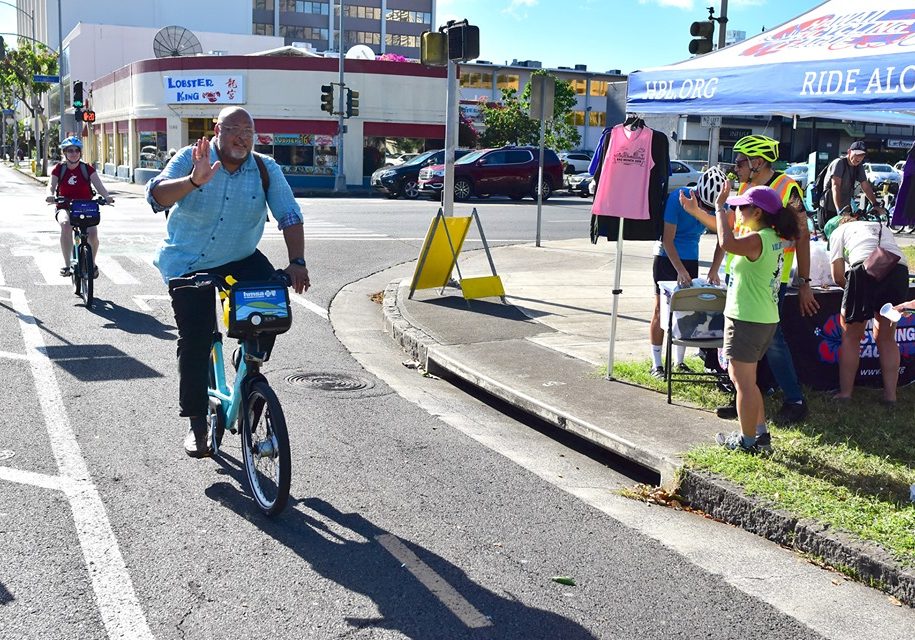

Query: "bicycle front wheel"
left=79, top=243, right=94, bottom=308
left=241, top=378, right=291, bottom=515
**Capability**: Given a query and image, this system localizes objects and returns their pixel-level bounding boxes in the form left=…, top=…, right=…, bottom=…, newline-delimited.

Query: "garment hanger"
left=623, top=113, right=644, bottom=130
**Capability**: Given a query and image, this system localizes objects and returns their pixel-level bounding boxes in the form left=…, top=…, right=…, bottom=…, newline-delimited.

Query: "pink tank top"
left=591, top=125, right=655, bottom=220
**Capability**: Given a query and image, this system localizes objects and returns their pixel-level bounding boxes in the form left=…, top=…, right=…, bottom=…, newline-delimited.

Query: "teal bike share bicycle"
left=56, top=195, right=109, bottom=309
left=175, top=271, right=294, bottom=516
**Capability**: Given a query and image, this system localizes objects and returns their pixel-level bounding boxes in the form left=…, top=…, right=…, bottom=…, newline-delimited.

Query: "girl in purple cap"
left=715, top=184, right=801, bottom=453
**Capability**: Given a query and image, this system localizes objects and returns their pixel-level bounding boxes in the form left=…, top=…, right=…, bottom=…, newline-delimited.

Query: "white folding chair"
left=664, top=287, right=729, bottom=404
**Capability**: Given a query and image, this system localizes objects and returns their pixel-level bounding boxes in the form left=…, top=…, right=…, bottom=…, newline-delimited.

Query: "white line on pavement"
left=0, top=465, right=67, bottom=492
left=0, top=350, right=28, bottom=360
left=95, top=255, right=140, bottom=284
left=291, top=293, right=329, bottom=320
left=4, top=285, right=155, bottom=640
left=133, top=294, right=171, bottom=312
left=0, top=264, right=5, bottom=285
left=376, top=534, right=492, bottom=629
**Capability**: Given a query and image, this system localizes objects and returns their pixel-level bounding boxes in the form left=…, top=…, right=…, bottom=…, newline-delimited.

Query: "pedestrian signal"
left=420, top=32, right=447, bottom=67
left=82, top=110, right=96, bottom=123
left=346, top=89, right=359, bottom=118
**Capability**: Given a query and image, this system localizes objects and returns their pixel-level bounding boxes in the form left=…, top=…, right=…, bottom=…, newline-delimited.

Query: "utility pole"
left=334, top=0, right=347, bottom=192
left=717, top=0, right=729, bottom=50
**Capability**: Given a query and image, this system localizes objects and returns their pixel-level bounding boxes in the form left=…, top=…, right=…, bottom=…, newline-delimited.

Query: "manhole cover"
left=0, top=450, right=15, bottom=461
left=285, top=372, right=373, bottom=391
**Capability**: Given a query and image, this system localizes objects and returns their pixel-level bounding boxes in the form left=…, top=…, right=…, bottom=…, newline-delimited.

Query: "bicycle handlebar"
left=53, top=195, right=112, bottom=206
left=170, top=270, right=292, bottom=291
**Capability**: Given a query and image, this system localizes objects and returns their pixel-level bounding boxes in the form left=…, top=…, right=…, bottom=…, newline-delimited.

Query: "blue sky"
left=438, top=0, right=824, bottom=73
left=0, top=0, right=823, bottom=74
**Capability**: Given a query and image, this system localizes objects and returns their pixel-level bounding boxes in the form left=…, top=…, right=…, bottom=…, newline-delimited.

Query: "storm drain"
left=285, top=372, right=374, bottom=392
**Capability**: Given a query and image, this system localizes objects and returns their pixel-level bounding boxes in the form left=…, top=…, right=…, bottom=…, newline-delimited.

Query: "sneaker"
left=60, top=266, right=72, bottom=277
left=183, top=417, right=210, bottom=458
left=773, top=401, right=808, bottom=426
left=675, top=363, right=692, bottom=373
left=715, top=402, right=738, bottom=419
left=649, top=366, right=665, bottom=380
left=754, top=432, right=773, bottom=454
left=715, top=430, right=761, bottom=453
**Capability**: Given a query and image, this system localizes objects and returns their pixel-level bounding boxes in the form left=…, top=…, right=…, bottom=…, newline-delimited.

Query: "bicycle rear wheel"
left=71, top=243, right=81, bottom=295
left=241, top=378, right=291, bottom=515
left=79, top=243, right=94, bottom=308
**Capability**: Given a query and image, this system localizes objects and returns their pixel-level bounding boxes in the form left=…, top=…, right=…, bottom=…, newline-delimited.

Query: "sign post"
left=529, top=75, right=555, bottom=247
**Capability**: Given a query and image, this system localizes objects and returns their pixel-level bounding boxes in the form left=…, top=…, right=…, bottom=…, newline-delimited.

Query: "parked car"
left=558, top=151, right=593, bottom=174
left=667, top=159, right=703, bottom=192
left=864, top=162, right=902, bottom=188
left=371, top=149, right=471, bottom=199
left=418, top=146, right=564, bottom=201
left=567, top=172, right=592, bottom=198
left=784, top=163, right=811, bottom=191
left=383, top=152, right=420, bottom=167
left=680, top=160, right=708, bottom=173
left=894, top=160, right=906, bottom=174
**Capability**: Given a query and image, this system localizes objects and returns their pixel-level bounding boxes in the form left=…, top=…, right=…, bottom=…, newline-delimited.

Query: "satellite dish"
left=345, top=45, right=375, bottom=60
left=153, top=26, right=204, bottom=58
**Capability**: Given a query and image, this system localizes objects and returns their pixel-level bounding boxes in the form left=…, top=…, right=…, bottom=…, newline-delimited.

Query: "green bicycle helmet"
left=823, top=215, right=843, bottom=242
left=733, top=135, right=779, bottom=163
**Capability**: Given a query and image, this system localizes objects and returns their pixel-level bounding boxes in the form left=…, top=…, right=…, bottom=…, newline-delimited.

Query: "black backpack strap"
left=253, top=152, right=270, bottom=198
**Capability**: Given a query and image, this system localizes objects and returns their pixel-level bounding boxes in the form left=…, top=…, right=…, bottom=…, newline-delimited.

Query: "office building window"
left=253, top=22, right=275, bottom=35
left=386, top=10, right=431, bottom=24
left=281, top=0, right=328, bottom=14
left=496, top=74, right=519, bottom=91
left=345, top=30, right=381, bottom=45
left=280, top=25, right=329, bottom=41
left=460, top=72, right=492, bottom=89
left=569, top=79, right=586, bottom=95
left=589, top=111, right=607, bottom=127
left=589, top=80, right=608, bottom=96
left=253, top=0, right=274, bottom=9
left=344, top=5, right=381, bottom=20
left=566, top=111, right=585, bottom=126
left=385, top=34, right=420, bottom=48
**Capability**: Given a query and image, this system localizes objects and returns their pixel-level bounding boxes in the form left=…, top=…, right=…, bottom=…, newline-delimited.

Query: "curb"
left=381, top=279, right=915, bottom=608
left=680, top=469, right=915, bottom=607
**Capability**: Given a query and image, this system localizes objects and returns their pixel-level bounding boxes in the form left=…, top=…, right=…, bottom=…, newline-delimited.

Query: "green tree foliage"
left=0, top=40, right=58, bottom=123
left=480, top=70, right=582, bottom=151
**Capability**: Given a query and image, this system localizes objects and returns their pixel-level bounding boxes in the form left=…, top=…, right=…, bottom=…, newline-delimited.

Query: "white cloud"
left=502, top=0, right=539, bottom=19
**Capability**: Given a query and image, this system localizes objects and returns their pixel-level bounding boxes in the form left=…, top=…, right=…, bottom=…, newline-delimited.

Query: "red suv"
left=417, top=146, right=564, bottom=201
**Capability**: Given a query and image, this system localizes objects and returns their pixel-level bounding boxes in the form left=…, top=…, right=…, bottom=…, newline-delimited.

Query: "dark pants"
left=168, top=250, right=277, bottom=417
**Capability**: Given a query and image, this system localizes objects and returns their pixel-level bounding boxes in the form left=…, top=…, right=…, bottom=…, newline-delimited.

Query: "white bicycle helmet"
left=694, top=166, right=728, bottom=209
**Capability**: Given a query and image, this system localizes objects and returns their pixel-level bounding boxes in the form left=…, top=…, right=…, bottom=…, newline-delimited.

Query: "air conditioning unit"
left=207, top=50, right=227, bottom=56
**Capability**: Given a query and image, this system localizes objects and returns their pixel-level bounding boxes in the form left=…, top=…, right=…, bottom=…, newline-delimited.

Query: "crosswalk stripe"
left=33, top=253, right=70, bottom=285
left=95, top=255, right=139, bottom=284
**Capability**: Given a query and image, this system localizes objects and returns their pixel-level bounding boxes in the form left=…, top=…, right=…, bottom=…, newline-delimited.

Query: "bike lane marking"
left=290, top=293, right=329, bottom=320
left=375, top=533, right=492, bottom=630
left=2, top=285, right=155, bottom=640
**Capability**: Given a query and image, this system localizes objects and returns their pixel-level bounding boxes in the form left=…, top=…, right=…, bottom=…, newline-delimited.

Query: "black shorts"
left=653, top=255, right=699, bottom=294
left=841, top=262, right=909, bottom=324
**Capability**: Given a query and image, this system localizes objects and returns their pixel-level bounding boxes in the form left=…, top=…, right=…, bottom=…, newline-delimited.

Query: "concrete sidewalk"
left=381, top=236, right=915, bottom=606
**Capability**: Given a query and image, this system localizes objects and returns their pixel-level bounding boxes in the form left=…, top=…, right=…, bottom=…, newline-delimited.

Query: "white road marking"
left=376, top=534, right=492, bottom=629
left=95, top=255, right=140, bottom=284
left=32, top=252, right=70, bottom=285
left=0, top=264, right=5, bottom=285
left=0, top=350, right=28, bottom=361
left=0, top=466, right=67, bottom=492
left=3, top=285, right=155, bottom=640
left=291, top=293, right=329, bottom=320
left=133, top=294, right=171, bottom=312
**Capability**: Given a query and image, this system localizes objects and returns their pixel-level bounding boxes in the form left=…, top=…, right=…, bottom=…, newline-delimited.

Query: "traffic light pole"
left=334, top=0, right=346, bottom=192
left=718, top=0, right=729, bottom=50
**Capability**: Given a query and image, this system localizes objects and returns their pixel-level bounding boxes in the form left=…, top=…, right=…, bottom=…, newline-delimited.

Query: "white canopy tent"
left=627, top=0, right=915, bottom=124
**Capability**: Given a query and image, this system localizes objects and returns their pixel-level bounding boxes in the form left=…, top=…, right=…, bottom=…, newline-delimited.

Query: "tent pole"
left=606, top=219, right=625, bottom=380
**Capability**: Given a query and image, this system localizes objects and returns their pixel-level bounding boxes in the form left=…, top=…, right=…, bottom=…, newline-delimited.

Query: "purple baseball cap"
left=725, top=185, right=783, bottom=215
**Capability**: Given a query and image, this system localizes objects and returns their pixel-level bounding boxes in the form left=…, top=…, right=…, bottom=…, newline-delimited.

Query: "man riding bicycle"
left=146, top=106, right=310, bottom=458
left=45, top=136, right=115, bottom=277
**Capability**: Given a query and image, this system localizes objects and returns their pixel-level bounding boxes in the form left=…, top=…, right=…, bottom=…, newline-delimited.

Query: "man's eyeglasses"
left=220, top=125, right=255, bottom=138
left=734, top=158, right=749, bottom=168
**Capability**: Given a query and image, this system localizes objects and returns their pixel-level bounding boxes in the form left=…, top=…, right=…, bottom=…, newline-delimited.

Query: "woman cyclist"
left=648, top=166, right=728, bottom=378
left=45, top=136, right=115, bottom=277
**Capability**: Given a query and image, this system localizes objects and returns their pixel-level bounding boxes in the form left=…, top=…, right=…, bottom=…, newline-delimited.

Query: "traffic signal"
left=82, top=110, right=96, bottom=123
left=420, top=32, right=447, bottom=67
left=320, top=84, right=334, bottom=114
left=346, top=89, right=359, bottom=118
left=689, top=21, right=715, bottom=55
left=447, top=24, right=480, bottom=61
left=72, top=81, right=84, bottom=108
left=74, top=107, right=83, bottom=126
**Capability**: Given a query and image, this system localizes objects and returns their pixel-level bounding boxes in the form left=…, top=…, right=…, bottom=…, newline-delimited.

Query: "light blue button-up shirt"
left=146, top=146, right=303, bottom=282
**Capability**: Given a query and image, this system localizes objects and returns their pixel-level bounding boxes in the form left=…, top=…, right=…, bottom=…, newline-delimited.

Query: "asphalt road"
left=0, top=167, right=912, bottom=639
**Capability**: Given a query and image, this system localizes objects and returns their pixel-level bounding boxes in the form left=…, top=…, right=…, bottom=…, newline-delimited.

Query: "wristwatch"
left=289, top=257, right=306, bottom=268
left=798, top=276, right=812, bottom=285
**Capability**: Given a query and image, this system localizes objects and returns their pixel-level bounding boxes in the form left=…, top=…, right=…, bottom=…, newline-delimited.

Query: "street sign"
left=32, top=74, right=60, bottom=84
left=700, top=115, right=722, bottom=128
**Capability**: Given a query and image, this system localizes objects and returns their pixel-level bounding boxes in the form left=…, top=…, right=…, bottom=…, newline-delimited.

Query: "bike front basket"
left=227, top=282, right=292, bottom=339
left=69, top=200, right=101, bottom=227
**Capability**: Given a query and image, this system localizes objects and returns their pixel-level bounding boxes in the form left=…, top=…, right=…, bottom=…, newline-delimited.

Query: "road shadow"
left=89, top=298, right=175, bottom=340
left=204, top=477, right=596, bottom=639
left=0, top=581, right=12, bottom=605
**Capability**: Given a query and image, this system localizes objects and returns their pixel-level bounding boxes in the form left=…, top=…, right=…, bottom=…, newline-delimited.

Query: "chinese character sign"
left=163, top=75, right=245, bottom=104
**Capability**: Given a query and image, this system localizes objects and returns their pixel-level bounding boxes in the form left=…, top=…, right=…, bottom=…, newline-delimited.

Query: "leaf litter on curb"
left=551, top=576, right=576, bottom=586
left=620, top=483, right=712, bottom=517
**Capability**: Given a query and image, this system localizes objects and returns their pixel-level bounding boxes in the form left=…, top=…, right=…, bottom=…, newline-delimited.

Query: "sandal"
left=59, top=266, right=72, bottom=277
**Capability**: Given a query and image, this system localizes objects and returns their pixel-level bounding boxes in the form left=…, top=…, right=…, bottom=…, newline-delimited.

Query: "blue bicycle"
left=55, top=195, right=109, bottom=308
left=177, top=271, right=293, bottom=515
